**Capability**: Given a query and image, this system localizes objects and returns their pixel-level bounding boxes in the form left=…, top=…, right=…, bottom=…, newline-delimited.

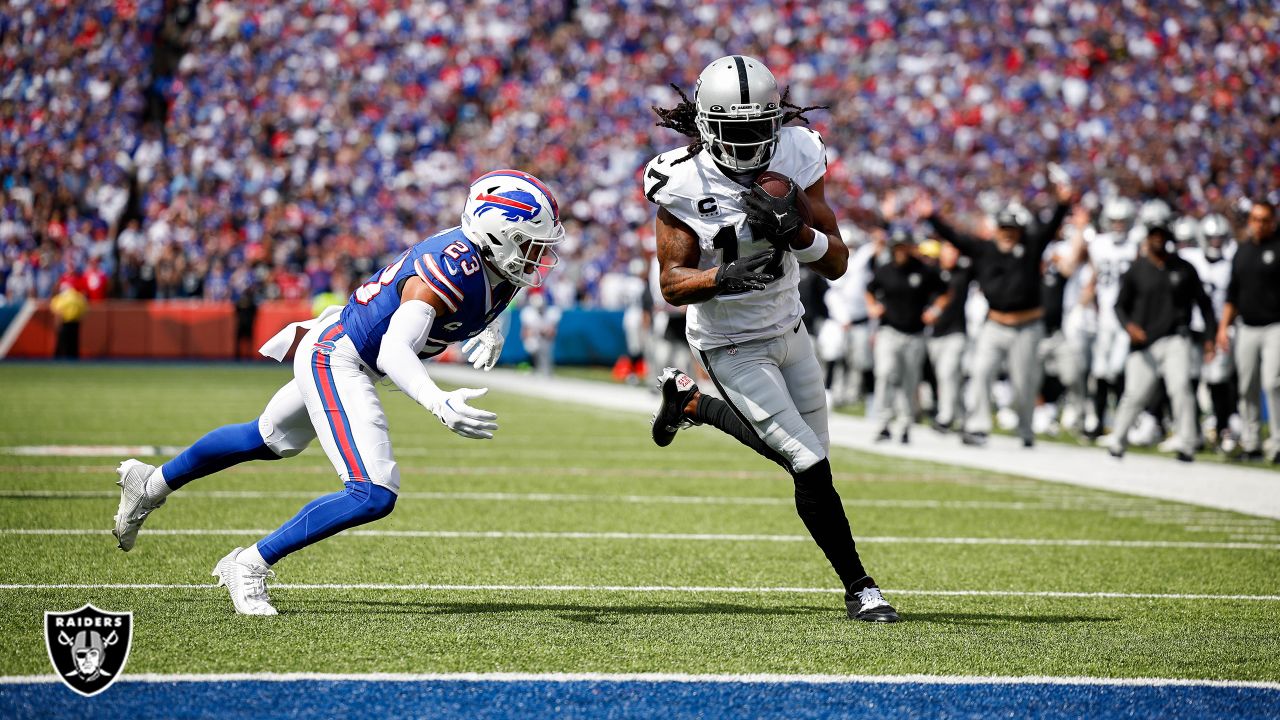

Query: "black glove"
left=716, top=249, right=779, bottom=296
left=741, top=182, right=804, bottom=247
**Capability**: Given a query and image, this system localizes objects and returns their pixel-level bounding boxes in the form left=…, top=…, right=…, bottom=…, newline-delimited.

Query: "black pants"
left=55, top=321, right=80, bottom=359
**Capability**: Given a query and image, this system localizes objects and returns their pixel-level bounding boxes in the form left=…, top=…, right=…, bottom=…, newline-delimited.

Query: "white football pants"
left=694, top=323, right=828, bottom=473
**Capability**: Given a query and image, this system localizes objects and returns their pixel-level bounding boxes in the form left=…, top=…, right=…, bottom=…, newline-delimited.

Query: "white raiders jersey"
left=825, top=242, right=877, bottom=324
left=1088, top=231, right=1138, bottom=316
left=1179, top=243, right=1235, bottom=332
left=644, top=126, right=827, bottom=350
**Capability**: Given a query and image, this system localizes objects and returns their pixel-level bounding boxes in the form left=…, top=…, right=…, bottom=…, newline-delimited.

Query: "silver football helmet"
left=1171, top=216, right=1200, bottom=249
left=1102, top=197, right=1136, bottom=240
left=695, top=55, right=783, bottom=172
left=1139, top=199, right=1172, bottom=228
left=1199, top=213, right=1231, bottom=261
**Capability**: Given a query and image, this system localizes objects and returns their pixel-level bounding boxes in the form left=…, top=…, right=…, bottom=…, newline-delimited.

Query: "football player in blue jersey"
left=111, top=170, right=564, bottom=615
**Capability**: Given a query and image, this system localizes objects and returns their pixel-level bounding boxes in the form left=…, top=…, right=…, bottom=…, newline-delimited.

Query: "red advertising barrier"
left=6, top=300, right=315, bottom=360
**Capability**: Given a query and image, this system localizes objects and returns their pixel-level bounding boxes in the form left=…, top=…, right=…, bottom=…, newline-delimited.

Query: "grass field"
left=0, top=363, right=1278, bottom=716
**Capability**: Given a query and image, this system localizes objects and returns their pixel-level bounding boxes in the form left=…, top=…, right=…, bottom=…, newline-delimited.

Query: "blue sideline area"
left=2, top=679, right=1277, bottom=719
left=499, top=309, right=625, bottom=365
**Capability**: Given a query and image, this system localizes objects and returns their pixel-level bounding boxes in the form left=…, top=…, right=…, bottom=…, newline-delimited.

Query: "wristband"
left=793, top=229, right=829, bottom=264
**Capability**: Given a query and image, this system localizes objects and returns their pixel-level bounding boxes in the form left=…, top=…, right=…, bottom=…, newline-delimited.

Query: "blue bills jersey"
left=340, top=227, right=519, bottom=370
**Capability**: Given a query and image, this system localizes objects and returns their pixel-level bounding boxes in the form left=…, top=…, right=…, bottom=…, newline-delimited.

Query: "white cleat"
left=113, top=459, right=163, bottom=552
left=212, top=548, right=278, bottom=616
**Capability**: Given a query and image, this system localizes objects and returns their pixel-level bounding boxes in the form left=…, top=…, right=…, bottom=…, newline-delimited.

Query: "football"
left=754, top=170, right=813, bottom=225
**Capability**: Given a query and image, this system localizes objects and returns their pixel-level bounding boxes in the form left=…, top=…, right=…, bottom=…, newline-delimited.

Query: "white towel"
left=257, top=305, right=344, bottom=362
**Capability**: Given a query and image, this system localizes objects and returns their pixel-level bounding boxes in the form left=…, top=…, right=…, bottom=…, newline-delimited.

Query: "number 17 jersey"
left=643, top=126, right=828, bottom=351
left=340, top=227, right=519, bottom=370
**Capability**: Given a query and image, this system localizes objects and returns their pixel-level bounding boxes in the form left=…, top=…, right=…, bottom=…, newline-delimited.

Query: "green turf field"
left=0, top=364, right=1277, bottom=681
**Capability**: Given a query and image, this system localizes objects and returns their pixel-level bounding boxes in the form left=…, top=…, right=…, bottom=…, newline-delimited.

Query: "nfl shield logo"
left=44, top=604, right=132, bottom=697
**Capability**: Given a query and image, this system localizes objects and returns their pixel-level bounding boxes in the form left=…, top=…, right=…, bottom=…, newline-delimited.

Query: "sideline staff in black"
left=866, top=229, right=950, bottom=443
left=1216, top=200, right=1280, bottom=462
left=1107, top=225, right=1217, bottom=461
left=912, top=178, right=1073, bottom=447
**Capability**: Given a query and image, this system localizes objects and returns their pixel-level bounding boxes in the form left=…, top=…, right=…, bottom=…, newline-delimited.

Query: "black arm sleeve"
left=1030, top=203, right=1071, bottom=258
left=1190, top=265, right=1218, bottom=338
left=1225, top=253, right=1241, bottom=307
left=1114, top=268, right=1135, bottom=329
left=926, top=215, right=984, bottom=258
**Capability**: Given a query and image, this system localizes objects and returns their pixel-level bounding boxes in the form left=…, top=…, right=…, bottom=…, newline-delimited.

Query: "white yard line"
left=425, top=366, right=1280, bottom=520
left=0, top=582, right=1277, bottom=603
left=1, top=527, right=1275, bottom=549
left=0, top=457, right=983, bottom=484
left=0, top=488, right=1170, bottom=512
left=0, top=671, right=1276, bottom=689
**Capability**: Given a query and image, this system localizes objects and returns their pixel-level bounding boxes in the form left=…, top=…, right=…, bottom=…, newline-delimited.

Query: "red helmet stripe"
left=474, top=193, right=536, bottom=213
left=474, top=169, right=559, bottom=219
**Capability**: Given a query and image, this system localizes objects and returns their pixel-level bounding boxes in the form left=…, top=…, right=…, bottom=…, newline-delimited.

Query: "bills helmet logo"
left=472, top=189, right=541, bottom=223
left=45, top=604, right=132, bottom=697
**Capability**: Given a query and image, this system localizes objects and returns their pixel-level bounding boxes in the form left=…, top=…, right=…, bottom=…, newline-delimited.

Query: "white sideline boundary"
left=0, top=671, right=1276, bottom=689
left=2, top=527, right=1276, bottom=550
left=1, top=582, right=1278, bottom=602
left=427, top=365, right=1280, bottom=520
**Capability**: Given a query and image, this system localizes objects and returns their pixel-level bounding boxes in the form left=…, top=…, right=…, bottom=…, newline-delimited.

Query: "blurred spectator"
left=520, top=291, right=560, bottom=376
left=12, top=0, right=1279, bottom=311
left=233, top=281, right=260, bottom=361
left=50, top=280, right=88, bottom=359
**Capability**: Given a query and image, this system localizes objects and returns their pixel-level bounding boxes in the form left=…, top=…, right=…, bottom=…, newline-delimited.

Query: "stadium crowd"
left=3, top=0, right=1279, bottom=460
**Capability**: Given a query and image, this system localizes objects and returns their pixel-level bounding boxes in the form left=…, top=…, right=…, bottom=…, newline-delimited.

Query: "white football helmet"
left=1139, top=199, right=1172, bottom=227
left=1102, top=197, right=1136, bottom=239
left=1199, top=213, right=1232, bottom=261
left=1171, top=216, right=1200, bottom=248
left=460, top=170, right=564, bottom=288
left=694, top=55, right=783, bottom=172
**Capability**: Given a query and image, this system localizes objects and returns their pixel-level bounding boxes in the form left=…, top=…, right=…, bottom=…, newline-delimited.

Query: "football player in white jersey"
left=1085, top=197, right=1139, bottom=437
left=643, top=55, right=897, bottom=623
left=1180, top=213, right=1238, bottom=450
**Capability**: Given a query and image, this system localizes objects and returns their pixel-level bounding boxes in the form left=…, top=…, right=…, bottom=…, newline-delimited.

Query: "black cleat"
left=930, top=419, right=951, bottom=434
left=900, top=430, right=910, bottom=445
left=1022, top=436, right=1035, bottom=449
left=1176, top=451, right=1194, bottom=463
left=875, top=427, right=892, bottom=443
left=1108, top=445, right=1125, bottom=459
left=651, top=368, right=700, bottom=448
left=845, top=578, right=900, bottom=623
left=960, top=431, right=988, bottom=447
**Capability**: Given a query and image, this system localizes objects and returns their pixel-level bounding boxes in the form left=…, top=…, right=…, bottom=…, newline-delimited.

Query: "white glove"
left=460, top=325, right=504, bottom=371
left=425, top=387, right=498, bottom=439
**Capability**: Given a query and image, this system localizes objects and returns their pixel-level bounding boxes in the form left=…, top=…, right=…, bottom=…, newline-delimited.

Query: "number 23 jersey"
left=340, top=227, right=519, bottom=370
left=643, top=126, right=827, bottom=350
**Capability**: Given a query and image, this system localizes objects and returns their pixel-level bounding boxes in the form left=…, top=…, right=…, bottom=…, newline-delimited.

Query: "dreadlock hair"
left=650, top=84, right=829, bottom=166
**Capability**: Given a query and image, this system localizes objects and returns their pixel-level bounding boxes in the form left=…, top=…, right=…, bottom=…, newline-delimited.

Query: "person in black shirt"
left=913, top=179, right=1073, bottom=447
left=866, top=230, right=950, bottom=443
left=1216, top=200, right=1280, bottom=463
left=924, top=240, right=973, bottom=433
left=1107, top=225, right=1217, bottom=461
